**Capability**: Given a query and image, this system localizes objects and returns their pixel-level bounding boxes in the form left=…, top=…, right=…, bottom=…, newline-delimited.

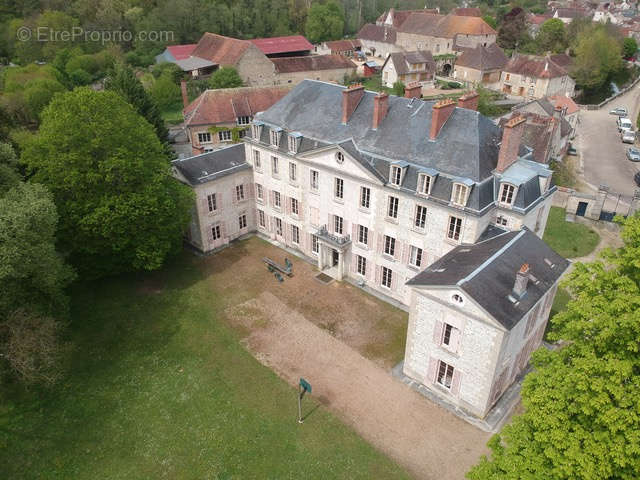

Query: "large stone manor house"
left=172, top=80, right=568, bottom=421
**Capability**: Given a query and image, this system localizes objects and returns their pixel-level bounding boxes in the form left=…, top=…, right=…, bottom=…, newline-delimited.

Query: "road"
left=576, top=84, right=640, bottom=198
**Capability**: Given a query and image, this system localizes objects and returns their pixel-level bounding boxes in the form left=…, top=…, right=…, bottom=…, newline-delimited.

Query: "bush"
left=152, top=62, right=183, bottom=83
left=150, top=73, right=181, bottom=110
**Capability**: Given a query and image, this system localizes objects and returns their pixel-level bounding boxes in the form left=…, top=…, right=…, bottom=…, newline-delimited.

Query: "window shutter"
left=220, top=222, right=227, bottom=239
left=200, top=196, right=208, bottom=214
left=299, top=229, right=306, bottom=251
left=375, top=265, right=381, bottom=284
left=307, top=233, right=313, bottom=254
left=377, top=233, right=383, bottom=253
left=298, top=201, right=304, bottom=221
left=285, top=197, right=291, bottom=215
left=394, top=240, right=402, bottom=261
left=432, top=321, right=444, bottom=345
left=218, top=192, right=223, bottom=210
left=207, top=225, right=214, bottom=245
left=427, top=357, right=438, bottom=383
left=343, top=219, right=349, bottom=236
left=366, top=260, right=374, bottom=281
left=248, top=183, right=255, bottom=199
left=328, top=214, right=333, bottom=233
left=351, top=253, right=358, bottom=274
left=284, top=223, right=290, bottom=245
left=449, top=327, right=461, bottom=353
left=391, top=271, right=398, bottom=291
left=352, top=223, right=358, bottom=243
left=450, top=369, right=462, bottom=396
left=402, top=243, right=410, bottom=264
left=367, top=229, right=373, bottom=248
left=232, top=188, right=238, bottom=205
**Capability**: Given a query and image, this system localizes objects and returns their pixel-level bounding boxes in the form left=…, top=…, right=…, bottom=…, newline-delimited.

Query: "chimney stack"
left=372, top=92, right=389, bottom=130
left=496, top=115, right=526, bottom=172
left=457, top=91, right=479, bottom=111
left=513, top=263, right=530, bottom=299
left=429, top=98, right=456, bottom=140
left=404, top=82, right=422, bottom=99
left=180, top=80, right=189, bottom=108
left=342, top=84, right=365, bottom=124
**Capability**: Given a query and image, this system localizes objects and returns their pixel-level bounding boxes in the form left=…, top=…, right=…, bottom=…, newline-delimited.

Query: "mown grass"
left=543, top=207, right=600, bottom=258
left=0, top=249, right=409, bottom=479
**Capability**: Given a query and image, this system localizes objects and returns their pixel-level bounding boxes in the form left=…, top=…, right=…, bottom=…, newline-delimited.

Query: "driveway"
left=576, top=85, right=640, bottom=198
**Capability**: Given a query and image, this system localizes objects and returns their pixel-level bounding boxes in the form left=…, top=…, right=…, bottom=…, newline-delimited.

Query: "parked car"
left=635, top=171, right=640, bottom=186
left=610, top=107, right=628, bottom=116
left=622, top=130, right=636, bottom=144
left=617, top=117, right=633, bottom=132
left=627, top=147, right=640, bottom=162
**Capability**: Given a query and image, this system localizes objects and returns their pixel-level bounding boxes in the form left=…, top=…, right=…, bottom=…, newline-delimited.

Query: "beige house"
left=453, top=43, right=508, bottom=86
left=183, top=86, right=291, bottom=155
left=381, top=51, right=435, bottom=87
left=499, top=54, right=575, bottom=99
left=271, top=55, right=357, bottom=85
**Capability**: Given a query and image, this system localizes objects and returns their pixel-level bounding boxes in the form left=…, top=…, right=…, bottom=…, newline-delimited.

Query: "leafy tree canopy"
left=305, top=0, right=345, bottom=44
left=623, top=37, right=638, bottom=59
left=20, top=88, right=193, bottom=277
left=149, top=72, right=181, bottom=110
left=208, top=66, right=244, bottom=89
left=572, top=25, right=622, bottom=91
left=536, top=18, right=567, bottom=54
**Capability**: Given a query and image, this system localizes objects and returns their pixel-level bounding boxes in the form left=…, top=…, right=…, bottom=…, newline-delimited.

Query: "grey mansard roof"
left=254, top=80, right=502, bottom=183
left=407, top=229, right=569, bottom=330
left=171, top=144, right=250, bottom=186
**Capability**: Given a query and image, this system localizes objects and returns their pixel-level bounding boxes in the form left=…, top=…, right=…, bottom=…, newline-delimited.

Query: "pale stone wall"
left=273, top=67, right=357, bottom=86
left=396, top=32, right=454, bottom=54
left=359, top=39, right=403, bottom=58
left=186, top=122, right=239, bottom=155
left=453, top=65, right=482, bottom=83
left=454, top=33, right=497, bottom=49
left=236, top=45, right=277, bottom=87
left=499, top=71, right=575, bottom=99
left=381, top=60, right=399, bottom=87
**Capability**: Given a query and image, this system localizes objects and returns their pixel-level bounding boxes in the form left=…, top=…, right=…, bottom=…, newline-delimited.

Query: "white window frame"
left=414, top=205, right=427, bottom=229
left=334, top=178, right=344, bottom=200
left=251, top=123, right=262, bottom=139
left=274, top=191, right=282, bottom=209
left=499, top=183, right=516, bottom=206
left=235, top=184, right=245, bottom=202
left=275, top=217, right=283, bottom=236
left=270, top=129, right=280, bottom=147
left=357, top=225, right=368, bottom=246
left=417, top=174, right=433, bottom=195
left=447, top=216, right=463, bottom=242
left=256, top=183, right=263, bottom=201
left=356, top=255, right=367, bottom=276
left=409, top=245, right=423, bottom=268
left=384, top=235, right=396, bottom=257
left=271, top=156, right=279, bottom=176
left=334, top=215, right=343, bottom=235
left=198, top=132, right=212, bottom=144
left=253, top=150, right=261, bottom=170
left=381, top=266, right=392, bottom=289
left=312, top=234, right=319, bottom=254
left=292, top=225, right=300, bottom=244
left=437, top=360, right=455, bottom=389
left=387, top=196, right=399, bottom=219
left=390, top=165, right=403, bottom=186
left=258, top=209, right=265, bottom=228
left=288, top=135, right=298, bottom=153
left=207, top=193, right=217, bottom=213
left=310, top=170, right=319, bottom=191
left=291, top=197, right=299, bottom=216
left=451, top=183, right=469, bottom=207
left=237, top=116, right=250, bottom=126
left=238, top=213, right=247, bottom=230
left=218, top=130, right=232, bottom=142
left=496, top=215, right=508, bottom=227
left=289, top=162, right=297, bottom=182
left=211, top=224, right=221, bottom=240
left=360, top=186, right=370, bottom=209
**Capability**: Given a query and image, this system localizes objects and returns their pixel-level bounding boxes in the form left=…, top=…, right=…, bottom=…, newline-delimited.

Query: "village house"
left=552, top=7, right=592, bottom=24
left=172, top=80, right=566, bottom=421
left=270, top=55, right=357, bottom=85
left=182, top=86, right=291, bottom=155
left=249, top=35, right=313, bottom=57
left=381, top=51, right=436, bottom=87
left=155, top=44, right=216, bottom=77
left=499, top=54, right=575, bottom=99
left=453, top=43, right=508, bottom=86
left=357, top=23, right=403, bottom=58
left=316, top=39, right=362, bottom=57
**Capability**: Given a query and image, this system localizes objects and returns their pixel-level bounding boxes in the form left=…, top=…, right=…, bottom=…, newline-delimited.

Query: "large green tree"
left=20, top=88, right=193, bottom=277
left=208, top=66, right=244, bottom=90
left=572, top=26, right=622, bottom=91
left=467, top=214, right=640, bottom=480
left=104, top=62, right=168, bottom=142
left=623, top=37, right=638, bottom=59
left=536, top=18, right=567, bottom=54
left=305, top=0, right=345, bottom=44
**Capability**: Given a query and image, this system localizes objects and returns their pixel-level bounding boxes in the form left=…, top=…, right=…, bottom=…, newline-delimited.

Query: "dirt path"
left=227, top=291, right=490, bottom=480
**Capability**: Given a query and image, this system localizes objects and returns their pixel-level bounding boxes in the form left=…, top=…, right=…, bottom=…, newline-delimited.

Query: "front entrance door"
left=332, top=249, right=339, bottom=267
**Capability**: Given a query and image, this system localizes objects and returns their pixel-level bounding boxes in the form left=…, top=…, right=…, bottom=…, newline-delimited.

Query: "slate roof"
left=503, top=54, right=569, bottom=79
left=553, top=7, right=590, bottom=19
left=271, top=55, right=356, bottom=73
left=407, top=229, right=569, bottom=329
left=250, top=35, right=313, bottom=55
left=171, top=144, right=249, bottom=186
left=357, top=23, right=397, bottom=44
left=191, top=33, right=252, bottom=66
left=377, top=8, right=439, bottom=28
left=399, top=13, right=496, bottom=37
left=323, top=39, right=362, bottom=51
left=183, top=86, right=291, bottom=127
left=386, top=50, right=435, bottom=74
left=173, top=56, right=216, bottom=72
left=455, top=44, right=508, bottom=71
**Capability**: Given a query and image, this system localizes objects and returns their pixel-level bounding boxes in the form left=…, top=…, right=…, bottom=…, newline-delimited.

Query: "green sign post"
left=298, top=378, right=312, bottom=424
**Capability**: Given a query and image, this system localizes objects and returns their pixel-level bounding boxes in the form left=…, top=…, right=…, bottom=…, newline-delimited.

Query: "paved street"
left=576, top=84, right=640, bottom=198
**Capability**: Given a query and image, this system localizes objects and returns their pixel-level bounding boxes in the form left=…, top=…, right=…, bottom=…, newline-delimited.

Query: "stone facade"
left=236, top=45, right=277, bottom=86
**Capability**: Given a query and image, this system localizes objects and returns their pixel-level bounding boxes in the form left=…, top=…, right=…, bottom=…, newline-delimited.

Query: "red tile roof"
left=453, top=7, right=482, bottom=17
left=183, top=86, right=292, bottom=127
left=549, top=95, right=579, bottom=115
left=323, top=39, right=362, bottom=52
left=399, top=13, right=497, bottom=37
left=358, top=24, right=397, bottom=44
left=271, top=55, right=357, bottom=73
left=250, top=35, right=313, bottom=55
left=504, top=54, right=568, bottom=79
left=456, top=44, right=508, bottom=71
left=166, top=44, right=197, bottom=60
left=191, top=33, right=252, bottom=66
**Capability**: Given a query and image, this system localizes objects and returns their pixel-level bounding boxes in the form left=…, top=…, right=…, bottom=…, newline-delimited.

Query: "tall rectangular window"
left=211, top=224, right=221, bottom=240
left=271, top=156, right=279, bottom=176
left=291, top=198, right=299, bottom=216
left=334, top=178, right=344, bottom=199
left=334, top=215, right=343, bottom=235
left=499, top=184, right=515, bottom=205
left=207, top=193, right=217, bottom=213
left=451, top=184, right=468, bottom=206
left=358, top=225, right=368, bottom=245
left=356, top=255, right=367, bottom=276
left=384, top=235, right=396, bottom=257
left=258, top=210, right=265, bottom=228
left=253, top=150, right=261, bottom=169
left=417, top=174, right=432, bottom=195
left=409, top=246, right=423, bottom=268
left=256, top=183, right=263, bottom=201
left=437, top=360, right=455, bottom=389
left=390, top=166, right=402, bottom=185
left=360, top=186, right=370, bottom=208
left=275, top=218, right=283, bottom=236
left=288, top=135, right=297, bottom=153
left=274, top=191, right=281, bottom=208
left=238, top=214, right=247, bottom=229
left=198, top=132, right=211, bottom=144
left=381, top=266, right=392, bottom=288
left=270, top=130, right=280, bottom=146
left=447, top=216, right=462, bottom=241
left=387, top=196, right=399, bottom=219
left=292, top=225, right=300, bottom=244
left=236, top=184, right=244, bottom=201
left=289, top=162, right=297, bottom=181
left=414, top=205, right=427, bottom=229
left=218, top=130, right=231, bottom=142
left=310, top=170, right=319, bottom=191
left=312, top=234, right=319, bottom=254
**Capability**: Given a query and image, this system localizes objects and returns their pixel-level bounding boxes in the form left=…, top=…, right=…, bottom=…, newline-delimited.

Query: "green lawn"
left=543, top=207, right=600, bottom=258
left=0, top=251, right=409, bottom=479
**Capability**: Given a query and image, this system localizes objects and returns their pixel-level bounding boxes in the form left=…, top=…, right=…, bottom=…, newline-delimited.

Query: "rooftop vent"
left=512, top=263, right=529, bottom=299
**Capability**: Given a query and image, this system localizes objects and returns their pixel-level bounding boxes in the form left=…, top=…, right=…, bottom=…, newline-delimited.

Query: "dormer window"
left=417, top=174, right=433, bottom=195
left=288, top=134, right=300, bottom=154
left=237, top=116, right=251, bottom=126
left=270, top=128, right=281, bottom=147
left=390, top=165, right=402, bottom=185
left=451, top=183, right=469, bottom=207
left=251, top=122, right=263, bottom=140
left=499, top=183, right=516, bottom=206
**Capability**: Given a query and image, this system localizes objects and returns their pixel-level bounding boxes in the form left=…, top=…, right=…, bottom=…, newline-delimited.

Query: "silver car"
left=622, top=130, right=636, bottom=144
left=627, top=147, right=640, bottom=162
left=610, top=107, right=628, bottom=116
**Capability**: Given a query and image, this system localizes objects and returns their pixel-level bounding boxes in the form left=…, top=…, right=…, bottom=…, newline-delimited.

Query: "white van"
left=618, top=117, right=633, bottom=132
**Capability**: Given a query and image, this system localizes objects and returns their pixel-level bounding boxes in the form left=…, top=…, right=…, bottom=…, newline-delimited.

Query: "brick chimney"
left=429, top=98, right=456, bottom=140
left=342, top=84, right=365, bottom=124
left=180, top=80, right=189, bottom=108
left=496, top=115, right=526, bottom=172
left=458, top=91, right=479, bottom=111
left=404, top=82, right=422, bottom=99
left=372, top=92, right=389, bottom=130
left=513, top=263, right=530, bottom=299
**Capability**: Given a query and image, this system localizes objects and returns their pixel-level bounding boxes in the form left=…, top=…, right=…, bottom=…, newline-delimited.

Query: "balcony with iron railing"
left=315, top=225, right=351, bottom=248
